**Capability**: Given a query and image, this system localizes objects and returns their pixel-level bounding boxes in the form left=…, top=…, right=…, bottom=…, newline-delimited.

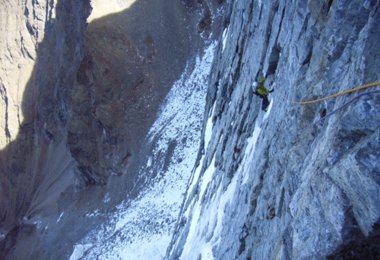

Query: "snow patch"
left=56, top=212, right=64, bottom=223
left=242, top=125, right=262, bottom=184
left=204, top=102, right=217, bottom=151
left=181, top=156, right=216, bottom=259
left=201, top=243, right=215, bottom=260
left=204, top=116, right=214, bottom=152
left=222, top=27, right=229, bottom=51
left=263, top=97, right=274, bottom=121
left=86, top=209, right=101, bottom=218
left=117, top=233, right=171, bottom=260
left=147, top=156, right=153, bottom=167
left=199, top=157, right=216, bottom=200
left=103, top=193, right=111, bottom=204
left=70, top=244, right=93, bottom=260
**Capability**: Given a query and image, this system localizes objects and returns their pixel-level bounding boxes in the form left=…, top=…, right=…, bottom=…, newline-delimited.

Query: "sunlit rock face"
left=167, top=0, right=380, bottom=259
left=0, top=0, right=51, bottom=148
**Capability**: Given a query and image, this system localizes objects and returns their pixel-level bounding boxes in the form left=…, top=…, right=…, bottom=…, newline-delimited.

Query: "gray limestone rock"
left=167, top=0, right=380, bottom=259
left=0, top=0, right=379, bottom=259
left=0, top=0, right=225, bottom=258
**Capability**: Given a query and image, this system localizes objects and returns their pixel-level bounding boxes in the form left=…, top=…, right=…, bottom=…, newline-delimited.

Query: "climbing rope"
left=291, top=80, right=380, bottom=105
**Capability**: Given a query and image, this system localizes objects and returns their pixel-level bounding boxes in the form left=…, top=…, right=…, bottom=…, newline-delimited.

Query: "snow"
left=118, top=233, right=172, bottom=259
left=263, top=97, right=274, bottom=121
left=242, top=125, right=261, bottom=184
left=180, top=150, right=240, bottom=259
left=183, top=156, right=216, bottom=255
left=201, top=243, right=215, bottom=260
left=185, top=157, right=205, bottom=209
left=69, top=42, right=217, bottom=260
left=222, top=27, right=229, bottom=51
left=68, top=28, right=277, bottom=259
left=212, top=169, right=239, bottom=239
left=204, top=101, right=216, bottom=151
left=56, top=212, right=64, bottom=223
left=204, top=115, right=214, bottom=151
left=199, top=157, right=216, bottom=199
left=103, top=193, right=111, bottom=203
left=146, top=156, right=153, bottom=167
left=70, top=244, right=93, bottom=260
left=86, top=209, right=101, bottom=218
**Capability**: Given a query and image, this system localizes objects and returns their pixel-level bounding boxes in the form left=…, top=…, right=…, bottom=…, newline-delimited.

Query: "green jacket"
left=255, top=77, right=271, bottom=96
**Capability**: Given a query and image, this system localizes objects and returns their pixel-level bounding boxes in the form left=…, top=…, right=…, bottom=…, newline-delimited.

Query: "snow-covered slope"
left=70, top=43, right=216, bottom=259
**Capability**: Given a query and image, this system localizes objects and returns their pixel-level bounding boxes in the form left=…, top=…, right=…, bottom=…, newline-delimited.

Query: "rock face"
left=0, top=0, right=224, bottom=258
left=1, top=0, right=379, bottom=259
left=167, top=0, right=380, bottom=259
left=0, top=1, right=91, bottom=257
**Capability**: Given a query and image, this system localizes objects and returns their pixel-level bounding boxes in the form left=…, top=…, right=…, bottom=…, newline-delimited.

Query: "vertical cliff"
left=0, top=0, right=51, bottom=148
left=0, top=0, right=91, bottom=258
left=0, top=0, right=224, bottom=258
left=1, top=0, right=379, bottom=259
left=168, top=0, right=380, bottom=259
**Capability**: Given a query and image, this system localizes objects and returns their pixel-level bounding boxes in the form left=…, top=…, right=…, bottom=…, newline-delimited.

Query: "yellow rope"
left=291, top=80, right=380, bottom=105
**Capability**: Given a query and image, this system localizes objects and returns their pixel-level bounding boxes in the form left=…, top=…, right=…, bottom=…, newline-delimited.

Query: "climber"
left=252, top=77, right=273, bottom=112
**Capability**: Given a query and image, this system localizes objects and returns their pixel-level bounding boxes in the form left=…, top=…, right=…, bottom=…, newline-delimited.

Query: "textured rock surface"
left=1, top=0, right=379, bottom=259
left=68, top=0, right=208, bottom=186
left=168, top=0, right=380, bottom=259
left=0, top=0, right=52, bottom=148
left=0, top=0, right=91, bottom=258
left=0, top=0, right=224, bottom=258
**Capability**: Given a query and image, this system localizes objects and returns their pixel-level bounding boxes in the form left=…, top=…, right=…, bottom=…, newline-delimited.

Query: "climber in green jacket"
left=253, top=77, right=273, bottom=111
